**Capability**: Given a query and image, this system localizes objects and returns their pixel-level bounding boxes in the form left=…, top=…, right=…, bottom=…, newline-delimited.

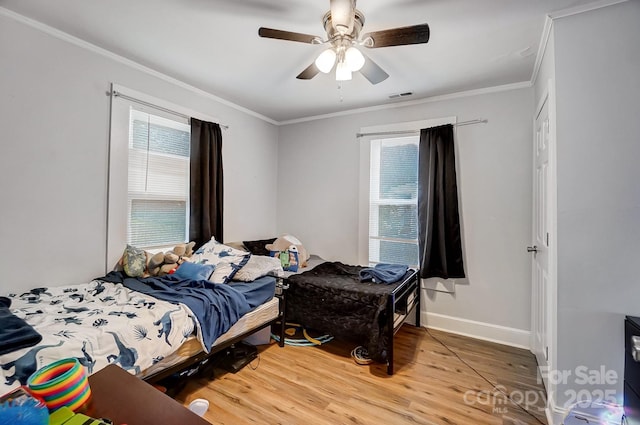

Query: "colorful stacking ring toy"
left=27, top=358, right=91, bottom=412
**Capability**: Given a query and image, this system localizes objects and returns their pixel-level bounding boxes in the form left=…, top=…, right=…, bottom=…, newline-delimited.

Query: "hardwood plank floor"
left=175, top=325, right=548, bottom=425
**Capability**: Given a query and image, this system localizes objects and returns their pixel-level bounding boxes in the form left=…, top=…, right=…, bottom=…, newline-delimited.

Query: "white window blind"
left=127, top=108, right=190, bottom=248
left=369, top=136, right=419, bottom=267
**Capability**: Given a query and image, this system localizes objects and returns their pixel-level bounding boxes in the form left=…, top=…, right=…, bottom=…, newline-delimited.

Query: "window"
left=127, top=109, right=190, bottom=248
left=107, top=85, right=223, bottom=271
left=368, top=136, right=419, bottom=267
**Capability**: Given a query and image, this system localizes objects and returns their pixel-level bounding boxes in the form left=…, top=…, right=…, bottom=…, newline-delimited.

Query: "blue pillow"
left=173, top=262, right=215, bottom=281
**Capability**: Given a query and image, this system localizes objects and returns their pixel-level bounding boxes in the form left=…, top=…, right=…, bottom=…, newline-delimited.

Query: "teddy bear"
left=265, top=235, right=310, bottom=268
left=147, top=241, right=196, bottom=276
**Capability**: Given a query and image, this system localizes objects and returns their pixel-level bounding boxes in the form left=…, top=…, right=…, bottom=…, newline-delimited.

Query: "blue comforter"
left=101, top=271, right=251, bottom=352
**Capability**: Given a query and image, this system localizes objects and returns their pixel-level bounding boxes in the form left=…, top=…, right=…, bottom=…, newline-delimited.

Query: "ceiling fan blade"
left=359, top=53, right=389, bottom=84
left=258, top=27, right=321, bottom=44
left=362, top=23, right=430, bottom=48
left=296, top=62, right=321, bottom=80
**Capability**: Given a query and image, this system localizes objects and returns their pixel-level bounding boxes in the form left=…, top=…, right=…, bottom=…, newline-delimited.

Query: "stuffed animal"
left=147, top=241, right=196, bottom=276
left=265, top=235, right=310, bottom=268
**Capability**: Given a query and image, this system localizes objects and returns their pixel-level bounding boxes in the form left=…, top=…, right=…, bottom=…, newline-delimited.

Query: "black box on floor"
left=219, top=341, right=258, bottom=373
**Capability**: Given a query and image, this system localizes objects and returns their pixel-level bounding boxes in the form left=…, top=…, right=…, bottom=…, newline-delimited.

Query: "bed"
left=239, top=237, right=420, bottom=375
left=0, top=239, right=286, bottom=396
left=284, top=260, right=419, bottom=375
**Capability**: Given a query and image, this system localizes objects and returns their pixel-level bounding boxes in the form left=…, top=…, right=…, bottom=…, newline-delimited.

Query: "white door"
left=531, top=94, right=551, bottom=388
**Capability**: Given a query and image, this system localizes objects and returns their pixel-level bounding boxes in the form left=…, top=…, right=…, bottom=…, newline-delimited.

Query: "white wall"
left=529, top=4, right=640, bottom=417
left=277, top=87, right=534, bottom=337
left=0, top=13, right=279, bottom=293
left=551, top=0, right=640, bottom=409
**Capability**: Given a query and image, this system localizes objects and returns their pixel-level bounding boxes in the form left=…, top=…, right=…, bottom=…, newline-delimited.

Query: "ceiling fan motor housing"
left=322, top=10, right=364, bottom=45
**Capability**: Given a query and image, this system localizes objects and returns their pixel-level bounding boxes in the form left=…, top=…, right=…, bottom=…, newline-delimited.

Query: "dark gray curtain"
left=189, top=118, right=223, bottom=248
left=417, top=124, right=465, bottom=279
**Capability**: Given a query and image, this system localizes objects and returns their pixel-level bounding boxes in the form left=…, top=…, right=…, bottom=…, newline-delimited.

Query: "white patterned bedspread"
left=0, top=280, right=195, bottom=396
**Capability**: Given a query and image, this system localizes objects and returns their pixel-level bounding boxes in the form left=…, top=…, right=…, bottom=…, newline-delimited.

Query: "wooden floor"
left=175, top=325, right=548, bottom=425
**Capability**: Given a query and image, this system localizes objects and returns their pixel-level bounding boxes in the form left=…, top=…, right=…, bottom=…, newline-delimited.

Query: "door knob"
left=527, top=246, right=538, bottom=253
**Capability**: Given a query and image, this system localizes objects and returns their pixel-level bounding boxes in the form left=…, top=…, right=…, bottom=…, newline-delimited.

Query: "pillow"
left=190, top=238, right=251, bottom=284
left=121, top=245, right=147, bottom=277
left=234, top=255, right=284, bottom=282
left=173, top=262, right=215, bottom=281
left=242, top=238, right=276, bottom=256
left=211, top=262, right=249, bottom=284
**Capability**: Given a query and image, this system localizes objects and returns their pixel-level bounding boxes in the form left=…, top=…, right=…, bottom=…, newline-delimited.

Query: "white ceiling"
left=1, top=0, right=602, bottom=123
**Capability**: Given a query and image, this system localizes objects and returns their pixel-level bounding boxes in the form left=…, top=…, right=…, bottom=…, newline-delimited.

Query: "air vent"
left=388, top=92, right=413, bottom=99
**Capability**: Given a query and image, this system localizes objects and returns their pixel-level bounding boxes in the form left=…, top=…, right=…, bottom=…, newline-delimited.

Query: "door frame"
left=531, top=79, right=558, bottom=408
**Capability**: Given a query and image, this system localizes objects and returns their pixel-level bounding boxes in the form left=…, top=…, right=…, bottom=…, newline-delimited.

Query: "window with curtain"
left=368, top=136, right=419, bottom=267
left=127, top=108, right=190, bottom=248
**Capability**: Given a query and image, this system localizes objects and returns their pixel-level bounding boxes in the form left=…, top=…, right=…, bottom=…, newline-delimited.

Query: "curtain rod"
left=108, top=90, right=229, bottom=130
left=356, top=119, right=487, bottom=138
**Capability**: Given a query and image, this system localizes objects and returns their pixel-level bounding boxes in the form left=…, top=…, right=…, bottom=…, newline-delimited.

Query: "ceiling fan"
left=258, top=0, right=430, bottom=84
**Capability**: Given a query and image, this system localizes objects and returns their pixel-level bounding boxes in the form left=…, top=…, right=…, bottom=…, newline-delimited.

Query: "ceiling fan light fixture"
left=315, top=49, right=337, bottom=73
left=335, top=60, right=352, bottom=81
left=345, top=46, right=365, bottom=71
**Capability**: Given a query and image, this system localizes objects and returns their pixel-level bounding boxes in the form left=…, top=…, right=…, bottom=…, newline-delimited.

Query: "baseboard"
left=422, top=312, right=531, bottom=349
left=546, top=393, right=567, bottom=425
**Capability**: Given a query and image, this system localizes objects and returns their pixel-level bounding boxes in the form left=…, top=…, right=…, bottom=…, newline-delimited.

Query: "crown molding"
left=279, top=81, right=532, bottom=126
left=549, top=0, right=627, bottom=19
left=0, top=6, right=279, bottom=126
left=531, top=0, right=628, bottom=86
left=530, top=16, right=554, bottom=86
